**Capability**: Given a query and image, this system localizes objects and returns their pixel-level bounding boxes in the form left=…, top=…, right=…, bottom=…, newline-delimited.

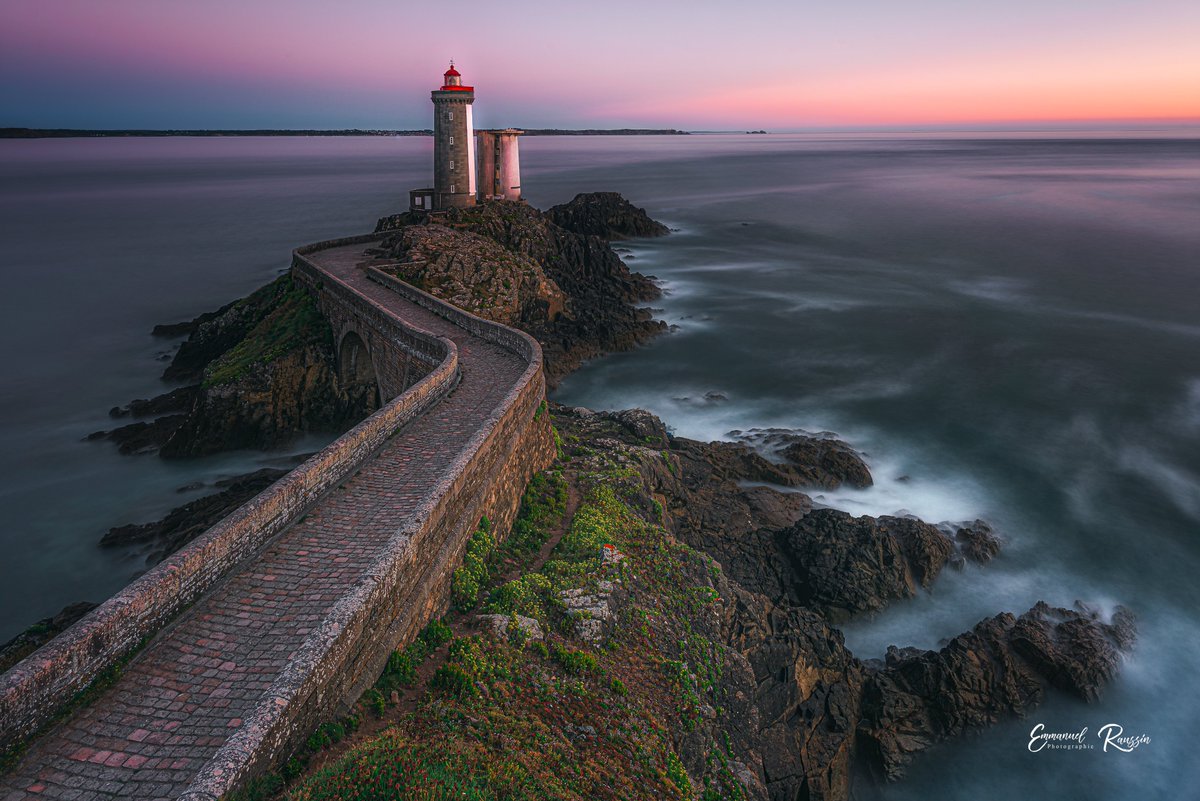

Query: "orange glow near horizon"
left=600, top=50, right=1200, bottom=129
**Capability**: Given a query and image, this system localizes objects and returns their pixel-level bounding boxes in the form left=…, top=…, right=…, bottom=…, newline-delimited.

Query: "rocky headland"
left=81, top=192, right=667, bottom=566
left=25, top=193, right=1135, bottom=800
left=373, top=192, right=667, bottom=385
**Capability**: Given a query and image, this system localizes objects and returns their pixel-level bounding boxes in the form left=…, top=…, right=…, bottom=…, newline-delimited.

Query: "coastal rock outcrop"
left=953, top=518, right=1002, bottom=564
left=101, top=466, right=291, bottom=564
left=379, top=223, right=567, bottom=328
left=730, top=427, right=874, bottom=490
left=375, top=197, right=666, bottom=384
left=858, top=602, right=1137, bottom=781
left=95, top=275, right=379, bottom=459
left=779, top=510, right=955, bottom=621
left=544, top=191, right=670, bottom=240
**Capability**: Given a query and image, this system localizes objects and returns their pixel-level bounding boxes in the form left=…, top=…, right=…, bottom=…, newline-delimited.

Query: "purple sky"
left=2, top=0, right=1198, bottom=129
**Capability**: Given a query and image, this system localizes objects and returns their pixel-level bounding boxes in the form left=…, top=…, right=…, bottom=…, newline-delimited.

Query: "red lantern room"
left=441, top=62, right=472, bottom=91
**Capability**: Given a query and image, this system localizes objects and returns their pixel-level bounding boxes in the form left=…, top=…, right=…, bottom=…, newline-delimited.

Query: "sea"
left=1, top=132, right=1197, bottom=799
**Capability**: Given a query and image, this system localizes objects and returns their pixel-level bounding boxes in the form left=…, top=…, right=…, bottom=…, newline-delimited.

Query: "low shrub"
left=431, top=663, right=475, bottom=698
left=552, top=644, right=598, bottom=676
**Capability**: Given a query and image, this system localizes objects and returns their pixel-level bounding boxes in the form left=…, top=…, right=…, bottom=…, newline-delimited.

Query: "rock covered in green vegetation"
left=95, top=274, right=380, bottom=459
left=161, top=275, right=378, bottom=457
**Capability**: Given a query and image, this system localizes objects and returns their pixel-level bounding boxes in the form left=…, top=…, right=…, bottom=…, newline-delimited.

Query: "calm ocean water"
left=2, top=133, right=1198, bottom=798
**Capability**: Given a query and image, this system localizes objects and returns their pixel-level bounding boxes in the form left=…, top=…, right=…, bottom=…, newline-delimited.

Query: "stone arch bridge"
left=0, top=233, right=555, bottom=800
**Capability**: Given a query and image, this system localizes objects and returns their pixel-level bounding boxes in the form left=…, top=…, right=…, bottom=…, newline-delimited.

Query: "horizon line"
left=7, top=118, right=1200, bottom=134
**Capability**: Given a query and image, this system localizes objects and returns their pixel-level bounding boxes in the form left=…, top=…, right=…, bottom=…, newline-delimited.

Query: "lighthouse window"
left=448, top=111, right=454, bottom=119
left=450, top=184, right=456, bottom=193
left=449, top=160, right=454, bottom=169
left=449, top=136, right=454, bottom=145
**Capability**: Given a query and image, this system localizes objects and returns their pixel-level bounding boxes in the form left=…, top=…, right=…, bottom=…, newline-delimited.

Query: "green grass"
left=479, top=470, right=569, bottom=622
left=552, top=644, right=598, bottom=675
left=291, top=632, right=681, bottom=801
left=375, top=619, right=455, bottom=695
left=203, top=277, right=333, bottom=387
left=496, top=470, right=568, bottom=563
left=450, top=517, right=494, bottom=610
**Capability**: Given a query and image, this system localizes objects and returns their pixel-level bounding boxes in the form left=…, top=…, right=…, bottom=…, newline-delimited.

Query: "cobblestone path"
left=1, top=244, right=528, bottom=800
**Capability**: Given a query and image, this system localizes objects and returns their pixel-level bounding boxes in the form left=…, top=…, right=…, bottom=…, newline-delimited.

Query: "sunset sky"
left=2, top=0, right=1197, bottom=130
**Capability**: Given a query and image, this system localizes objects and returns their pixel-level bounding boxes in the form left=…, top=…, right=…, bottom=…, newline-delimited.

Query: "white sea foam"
left=814, top=451, right=989, bottom=524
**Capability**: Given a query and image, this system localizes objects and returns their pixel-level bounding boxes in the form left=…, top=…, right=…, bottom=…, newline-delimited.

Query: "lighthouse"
left=409, top=62, right=524, bottom=214
left=431, top=62, right=476, bottom=210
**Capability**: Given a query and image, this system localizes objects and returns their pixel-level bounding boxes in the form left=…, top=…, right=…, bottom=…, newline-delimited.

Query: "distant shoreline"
left=0, top=127, right=692, bottom=139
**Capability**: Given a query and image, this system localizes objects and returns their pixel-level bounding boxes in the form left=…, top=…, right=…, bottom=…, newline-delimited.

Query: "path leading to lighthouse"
left=0, top=243, right=530, bottom=801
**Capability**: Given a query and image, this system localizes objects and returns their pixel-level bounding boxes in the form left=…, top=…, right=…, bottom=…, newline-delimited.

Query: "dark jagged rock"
left=0, top=601, right=98, bottom=673
left=108, top=385, right=198, bottom=419
left=728, top=589, right=864, bottom=801
left=598, top=407, right=671, bottom=447
left=665, top=439, right=810, bottom=597
left=953, top=519, right=1002, bottom=563
left=779, top=511, right=954, bottom=621
left=731, top=427, right=873, bottom=490
left=102, top=467, right=289, bottom=564
left=87, top=414, right=187, bottom=455
left=544, top=191, right=670, bottom=240
left=151, top=301, right=236, bottom=340
left=858, top=602, right=1137, bottom=781
left=780, top=438, right=873, bottom=490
